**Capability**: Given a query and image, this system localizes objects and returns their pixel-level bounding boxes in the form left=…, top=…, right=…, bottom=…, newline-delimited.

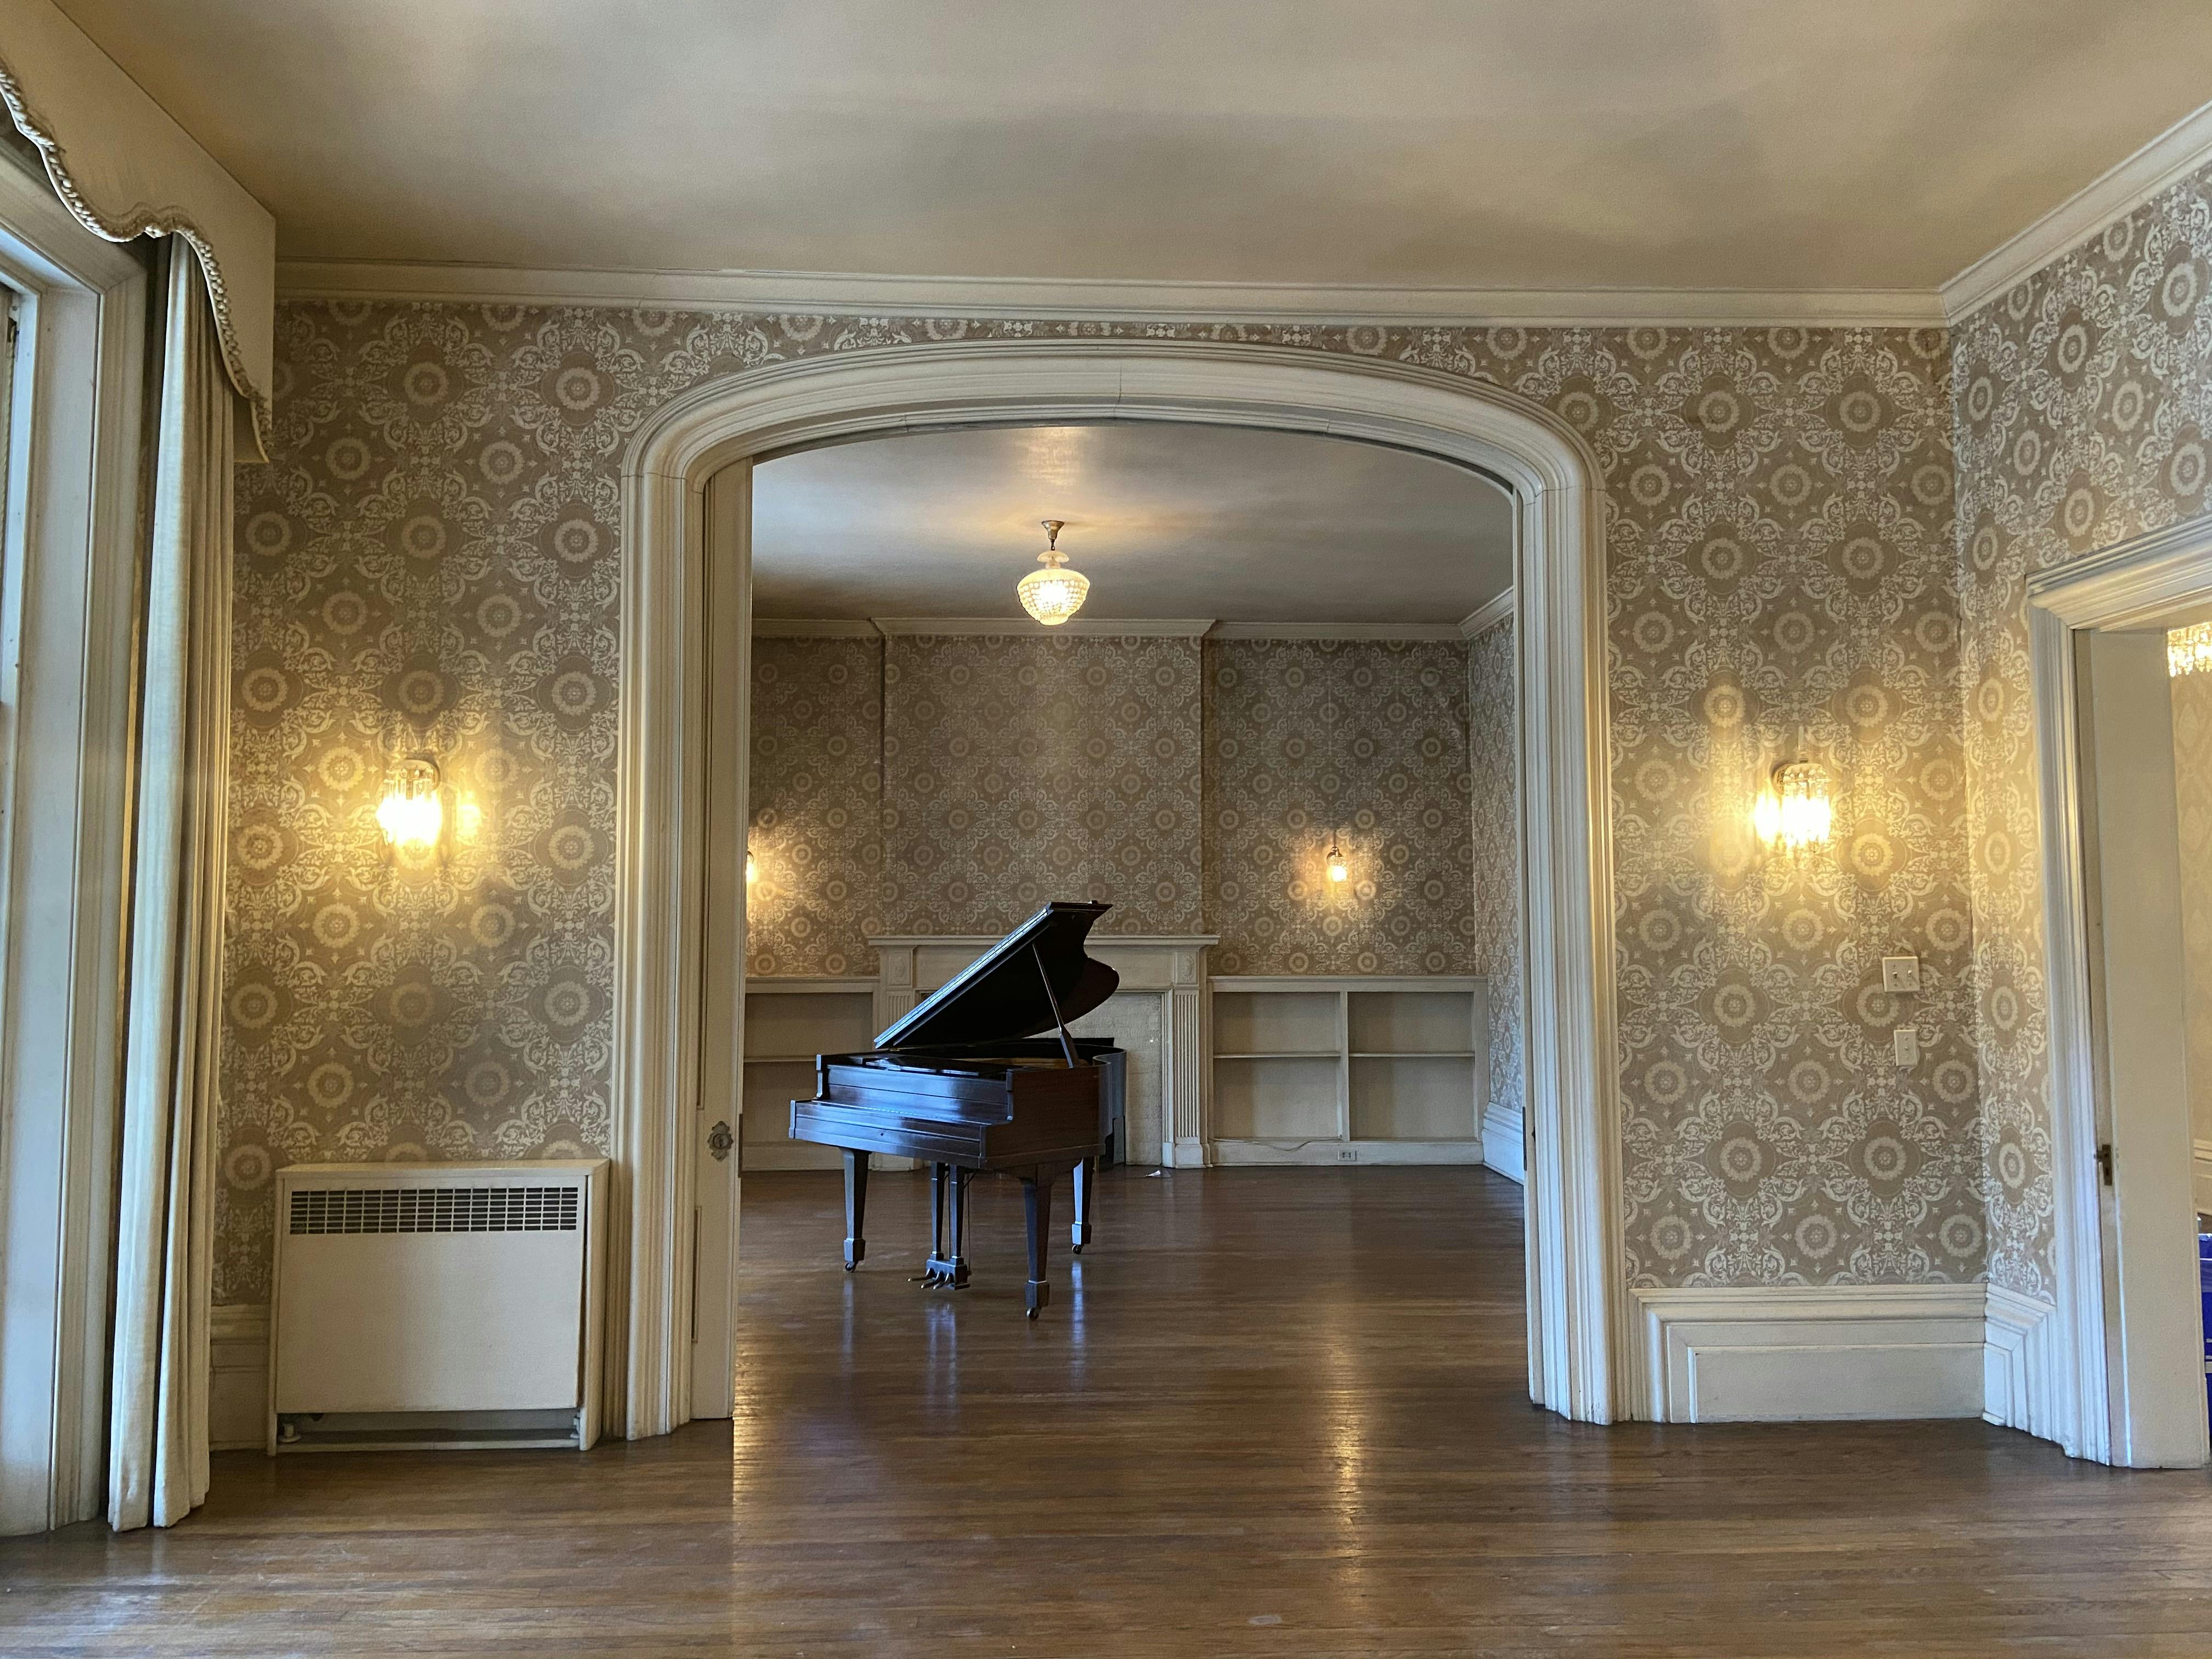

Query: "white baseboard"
left=1635, top=1284, right=2016, bottom=1424
left=1983, top=1284, right=2064, bottom=1441
left=210, top=1304, right=269, bottom=1452
left=1209, top=1138, right=1483, bottom=1166
left=1480, top=1107, right=1525, bottom=1184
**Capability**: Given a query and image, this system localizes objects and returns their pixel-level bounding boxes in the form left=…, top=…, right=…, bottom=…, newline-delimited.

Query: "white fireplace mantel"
left=868, top=934, right=1217, bottom=1167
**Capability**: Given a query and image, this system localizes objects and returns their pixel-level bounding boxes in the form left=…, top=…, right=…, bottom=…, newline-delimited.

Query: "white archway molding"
left=613, top=340, right=1624, bottom=1437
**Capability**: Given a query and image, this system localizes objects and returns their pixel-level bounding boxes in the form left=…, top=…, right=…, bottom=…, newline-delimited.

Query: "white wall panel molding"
left=2196, top=1139, right=2212, bottom=1218
left=280, top=259, right=1947, bottom=329
left=1943, top=99, right=2212, bottom=321
left=1634, top=1285, right=1993, bottom=1424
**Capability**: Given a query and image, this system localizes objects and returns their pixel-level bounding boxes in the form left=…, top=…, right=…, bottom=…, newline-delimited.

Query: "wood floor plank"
left=3, top=1167, right=2210, bottom=1656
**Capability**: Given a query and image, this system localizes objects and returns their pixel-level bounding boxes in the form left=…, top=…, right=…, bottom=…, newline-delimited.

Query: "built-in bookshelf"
left=740, top=979, right=915, bottom=1171
left=1209, top=976, right=1487, bottom=1165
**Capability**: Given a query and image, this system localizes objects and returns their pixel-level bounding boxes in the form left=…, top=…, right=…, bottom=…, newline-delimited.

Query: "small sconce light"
left=376, top=755, right=444, bottom=855
left=745, top=847, right=759, bottom=886
left=1325, top=830, right=1350, bottom=885
left=1753, top=760, right=1833, bottom=855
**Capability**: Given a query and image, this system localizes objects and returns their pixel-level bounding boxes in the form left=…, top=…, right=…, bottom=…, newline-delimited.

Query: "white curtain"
left=107, top=241, right=235, bottom=1531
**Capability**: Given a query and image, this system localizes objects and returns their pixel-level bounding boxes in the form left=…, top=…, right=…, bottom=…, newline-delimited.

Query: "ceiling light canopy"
left=1017, top=519, right=1090, bottom=626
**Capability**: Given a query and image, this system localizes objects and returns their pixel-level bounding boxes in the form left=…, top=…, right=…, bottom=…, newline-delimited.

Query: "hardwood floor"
left=5, top=1166, right=2212, bottom=1656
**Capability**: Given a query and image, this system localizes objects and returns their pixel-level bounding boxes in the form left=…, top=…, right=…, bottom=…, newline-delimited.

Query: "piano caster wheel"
left=1025, top=1307, right=1039, bottom=1321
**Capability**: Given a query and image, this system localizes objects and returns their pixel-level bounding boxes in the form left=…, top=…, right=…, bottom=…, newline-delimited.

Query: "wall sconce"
left=1753, top=760, right=1833, bottom=855
left=376, top=755, right=444, bottom=856
left=745, top=847, right=759, bottom=886
left=1325, top=830, right=1349, bottom=885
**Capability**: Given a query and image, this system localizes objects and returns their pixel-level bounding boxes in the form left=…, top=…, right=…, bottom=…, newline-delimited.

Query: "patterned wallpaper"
left=1468, top=622, right=1523, bottom=1128
left=2172, top=664, right=2212, bottom=1155
left=1205, top=639, right=1476, bottom=975
left=1950, top=156, right=2212, bottom=1296
left=223, top=301, right=1965, bottom=1302
left=881, top=634, right=1205, bottom=936
left=747, top=637, right=882, bottom=977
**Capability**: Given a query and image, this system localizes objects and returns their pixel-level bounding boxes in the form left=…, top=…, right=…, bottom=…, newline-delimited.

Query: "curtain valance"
left=0, top=0, right=275, bottom=455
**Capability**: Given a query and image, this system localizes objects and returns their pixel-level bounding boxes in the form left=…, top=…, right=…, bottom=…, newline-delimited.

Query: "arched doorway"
left=611, top=340, right=1622, bottom=1437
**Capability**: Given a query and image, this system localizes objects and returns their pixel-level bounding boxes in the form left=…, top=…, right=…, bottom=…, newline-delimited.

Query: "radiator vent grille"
left=288, top=1186, right=580, bottom=1236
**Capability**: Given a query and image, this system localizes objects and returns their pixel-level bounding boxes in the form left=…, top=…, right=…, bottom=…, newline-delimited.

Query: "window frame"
left=0, top=144, right=147, bottom=1535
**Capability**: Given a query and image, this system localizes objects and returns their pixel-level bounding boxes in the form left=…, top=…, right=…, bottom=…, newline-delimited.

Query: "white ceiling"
left=52, top=1, right=2212, bottom=295
left=749, top=424, right=1511, bottom=624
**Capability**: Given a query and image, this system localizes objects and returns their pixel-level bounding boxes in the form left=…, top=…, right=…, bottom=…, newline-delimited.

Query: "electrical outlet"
left=1893, top=1027, right=1920, bottom=1068
left=1882, top=955, right=1922, bottom=994
left=1337, top=1148, right=1359, bottom=1163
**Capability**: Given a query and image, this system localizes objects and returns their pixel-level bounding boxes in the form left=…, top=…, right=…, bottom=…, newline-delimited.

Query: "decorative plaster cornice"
left=1208, top=621, right=1468, bottom=641
left=278, top=257, right=1948, bottom=329
left=1459, top=592, right=1514, bottom=640
left=1942, top=98, right=2212, bottom=322
left=750, top=618, right=881, bottom=637
left=870, top=616, right=1216, bottom=637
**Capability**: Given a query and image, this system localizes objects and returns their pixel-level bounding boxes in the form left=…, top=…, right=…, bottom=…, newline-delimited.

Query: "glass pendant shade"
left=2170, top=622, right=2212, bottom=678
left=1017, top=519, right=1090, bottom=626
left=1753, top=760, right=1833, bottom=854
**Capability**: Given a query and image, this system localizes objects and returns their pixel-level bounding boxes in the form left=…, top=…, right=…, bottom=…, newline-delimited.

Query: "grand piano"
left=789, top=901, right=1122, bottom=1317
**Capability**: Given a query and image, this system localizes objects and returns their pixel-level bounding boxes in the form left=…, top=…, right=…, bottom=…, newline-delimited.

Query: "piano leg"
left=1070, top=1156, right=1093, bottom=1254
left=1022, top=1173, right=1053, bottom=1318
left=842, top=1150, right=869, bottom=1271
left=949, top=1169, right=972, bottom=1288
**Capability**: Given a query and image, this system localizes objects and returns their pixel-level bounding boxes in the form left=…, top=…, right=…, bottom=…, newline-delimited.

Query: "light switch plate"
left=1893, top=1027, right=1920, bottom=1067
left=1881, top=955, right=1921, bottom=994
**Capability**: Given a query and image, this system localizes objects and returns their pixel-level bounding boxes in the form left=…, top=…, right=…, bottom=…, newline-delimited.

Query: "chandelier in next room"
left=1017, top=519, right=1091, bottom=626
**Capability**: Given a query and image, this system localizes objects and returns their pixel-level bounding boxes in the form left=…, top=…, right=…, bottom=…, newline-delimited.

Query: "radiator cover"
left=269, top=1160, right=608, bottom=1452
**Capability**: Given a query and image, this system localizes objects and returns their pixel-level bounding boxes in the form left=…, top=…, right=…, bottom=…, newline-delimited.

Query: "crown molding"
left=750, top=618, right=881, bottom=637
left=1459, top=592, right=1515, bottom=640
left=763, top=615, right=1493, bottom=641
left=870, top=616, right=1217, bottom=637
left=1207, top=620, right=1468, bottom=641
left=276, top=258, right=1945, bottom=328
left=1942, top=99, right=2212, bottom=322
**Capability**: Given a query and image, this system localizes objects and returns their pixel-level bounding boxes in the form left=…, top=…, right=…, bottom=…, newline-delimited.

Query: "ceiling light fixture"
left=2170, top=622, right=2212, bottom=678
left=1017, top=518, right=1090, bottom=627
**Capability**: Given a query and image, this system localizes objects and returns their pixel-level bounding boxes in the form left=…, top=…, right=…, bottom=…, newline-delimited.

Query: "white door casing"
left=614, top=340, right=1621, bottom=1437
left=2028, top=510, right=2212, bottom=1466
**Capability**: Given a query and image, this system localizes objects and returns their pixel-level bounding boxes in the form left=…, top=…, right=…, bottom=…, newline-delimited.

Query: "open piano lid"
left=872, top=901, right=1120, bottom=1051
